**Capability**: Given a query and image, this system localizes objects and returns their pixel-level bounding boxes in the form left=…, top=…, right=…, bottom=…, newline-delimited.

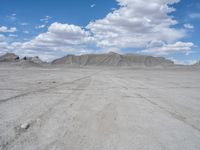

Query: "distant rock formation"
left=0, top=53, right=44, bottom=65
left=0, top=53, right=19, bottom=62
left=193, top=61, right=200, bottom=66
left=0, top=52, right=175, bottom=67
left=21, top=56, right=43, bottom=64
left=52, top=52, right=174, bottom=67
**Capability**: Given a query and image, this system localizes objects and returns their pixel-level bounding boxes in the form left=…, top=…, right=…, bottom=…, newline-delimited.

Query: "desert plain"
left=0, top=63, right=200, bottom=150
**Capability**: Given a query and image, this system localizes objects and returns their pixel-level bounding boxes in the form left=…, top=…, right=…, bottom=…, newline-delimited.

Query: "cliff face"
left=52, top=52, right=174, bottom=67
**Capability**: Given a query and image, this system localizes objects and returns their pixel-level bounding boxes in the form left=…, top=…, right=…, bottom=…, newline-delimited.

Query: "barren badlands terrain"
left=0, top=53, right=200, bottom=150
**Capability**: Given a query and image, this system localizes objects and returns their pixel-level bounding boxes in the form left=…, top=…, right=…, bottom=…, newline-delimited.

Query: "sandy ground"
left=0, top=65, right=200, bottom=150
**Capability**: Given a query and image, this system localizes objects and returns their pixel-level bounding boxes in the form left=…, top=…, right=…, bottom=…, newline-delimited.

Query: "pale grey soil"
left=0, top=65, right=200, bottom=150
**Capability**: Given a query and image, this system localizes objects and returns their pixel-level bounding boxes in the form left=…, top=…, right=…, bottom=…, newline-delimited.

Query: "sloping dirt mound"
left=15, top=56, right=45, bottom=67
left=0, top=53, right=45, bottom=67
left=52, top=52, right=174, bottom=67
left=0, top=53, right=19, bottom=62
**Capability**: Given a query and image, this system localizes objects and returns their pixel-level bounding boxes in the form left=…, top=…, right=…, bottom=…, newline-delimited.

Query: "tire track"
left=1, top=72, right=94, bottom=150
left=108, top=73, right=200, bottom=133
left=0, top=71, right=102, bottom=104
left=135, top=92, right=200, bottom=133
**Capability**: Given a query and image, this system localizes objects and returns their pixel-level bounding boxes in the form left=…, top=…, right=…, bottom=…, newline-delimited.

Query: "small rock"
left=20, top=123, right=30, bottom=130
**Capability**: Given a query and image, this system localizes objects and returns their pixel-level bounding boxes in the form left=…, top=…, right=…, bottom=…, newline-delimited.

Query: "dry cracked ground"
left=0, top=65, right=200, bottom=150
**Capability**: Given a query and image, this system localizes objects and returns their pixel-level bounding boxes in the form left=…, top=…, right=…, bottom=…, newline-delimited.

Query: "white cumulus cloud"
left=8, top=22, right=95, bottom=60
left=8, top=34, right=18, bottom=37
left=40, top=16, right=52, bottom=23
left=23, top=31, right=29, bottom=34
left=6, top=13, right=17, bottom=21
left=20, top=22, right=29, bottom=26
left=189, top=13, right=200, bottom=19
left=87, top=0, right=185, bottom=50
left=0, top=26, right=17, bottom=33
left=0, top=0, right=195, bottom=60
left=184, top=24, right=194, bottom=29
left=91, top=4, right=96, bottom=8
left=0, top=35, right=10, bottom=54
left=142, top=41, right=194, bottom=55
left=35, top=24, right=46, bottom=29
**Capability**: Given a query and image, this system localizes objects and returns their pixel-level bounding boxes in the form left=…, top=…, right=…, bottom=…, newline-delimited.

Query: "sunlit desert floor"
left=0, top=65, right=200, bottom=150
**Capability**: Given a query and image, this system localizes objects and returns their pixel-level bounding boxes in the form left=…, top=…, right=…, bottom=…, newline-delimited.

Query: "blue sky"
left=0, top=0, right=199, bottom=64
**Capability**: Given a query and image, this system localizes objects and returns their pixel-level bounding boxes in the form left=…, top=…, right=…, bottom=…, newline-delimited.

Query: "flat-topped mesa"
left=0, top=53, right=20, bottom=62
left=52, top=52, right=174, bottom=67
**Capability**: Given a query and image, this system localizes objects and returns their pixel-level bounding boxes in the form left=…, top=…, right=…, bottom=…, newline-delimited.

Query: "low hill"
left=52, top=52, right=174, bottom=67
left=0, top=53, right=19, bottom=62
left=0, top=53, right=44, bottom=66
